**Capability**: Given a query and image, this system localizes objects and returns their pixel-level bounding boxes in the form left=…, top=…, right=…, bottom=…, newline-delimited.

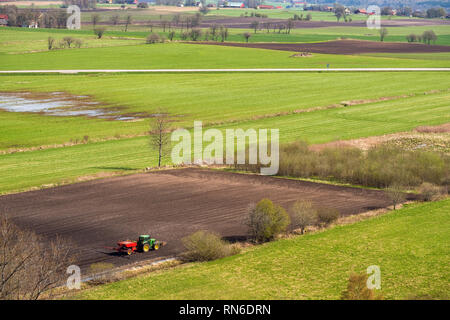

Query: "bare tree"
left=91, top=13, right=100, bottom=29
left=0, top=215, right=75, bottom=300
left=124, top=15, right=132, bottom=32
left=243, top=32, right=251, bottom=43
left=63, top=36, right=75, bottom=48
left=189, top=28, right=202, bottom=41
left=149, top=110, right=171, bottom=168
left=385, top=184, right=406, bottom=210
left=290, top=200, right=317, bottom=234
left=110, top=15, right=119, bottom=26
left=161, top=20, right=168, bottom=32
left=379, top=27, right=388, bottom=42
left=220, top=27, right=228, bottom=42
left=287, top=19, right=294, bottom=34
left=47, top=37, right=55, bottom=50
left=250, top=20, right=259, bottom=34
left=422, top=30, right=437, bottom=45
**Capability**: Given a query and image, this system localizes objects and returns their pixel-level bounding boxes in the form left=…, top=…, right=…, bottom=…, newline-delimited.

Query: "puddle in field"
left=0, top=92, right=145, bottom=121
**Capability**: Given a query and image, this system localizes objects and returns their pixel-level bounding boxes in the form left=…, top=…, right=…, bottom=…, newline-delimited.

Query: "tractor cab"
left=138, top=235, right=151, bottom=243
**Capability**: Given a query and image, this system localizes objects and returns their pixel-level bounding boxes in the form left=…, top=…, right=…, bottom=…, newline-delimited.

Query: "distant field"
left=2, top=42, right=450, bottom=70
left=0, top=88, right=448, bottom=194
left=204, top=8, right=421, bottom=22
left=77, top=199, right=450, bottom=300
left=1, top=72, right=449, bottom=150
left=0, top=28, right=142, bottom=54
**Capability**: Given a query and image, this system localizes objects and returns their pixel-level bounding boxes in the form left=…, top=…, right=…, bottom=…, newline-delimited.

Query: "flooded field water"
left=0, top=92, right=143, bottom=121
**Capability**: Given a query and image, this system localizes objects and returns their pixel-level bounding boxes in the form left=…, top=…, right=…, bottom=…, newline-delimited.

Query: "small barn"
left=0, top=14, right=8, bottom=27
left=224, top=2, right=245, bottom=8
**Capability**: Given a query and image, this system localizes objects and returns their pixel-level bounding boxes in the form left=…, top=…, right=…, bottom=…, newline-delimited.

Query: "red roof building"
left=258, top=5, right=275, bottom=9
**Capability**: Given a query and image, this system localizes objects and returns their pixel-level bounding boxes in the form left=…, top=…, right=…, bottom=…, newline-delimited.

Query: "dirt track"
left=0, top=168, right=410, bottom=270
left=198, top=39, right=450, bottom=55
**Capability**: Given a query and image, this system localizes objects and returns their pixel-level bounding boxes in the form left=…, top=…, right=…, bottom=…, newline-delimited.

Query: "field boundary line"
left=1, top=68, right=450, bottom=74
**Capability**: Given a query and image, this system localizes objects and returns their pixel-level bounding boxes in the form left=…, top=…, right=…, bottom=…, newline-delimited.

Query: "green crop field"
left=1, top=87, right=448, bottom=195
left=77, top=199, right=450, bottom=300
left=2, top=42, right=450, bottom=70
left=207, top=8, right=421, bottom=21
left=1, top=72, right=449, bottom=150
left=0, top=4, right=449, bottom=302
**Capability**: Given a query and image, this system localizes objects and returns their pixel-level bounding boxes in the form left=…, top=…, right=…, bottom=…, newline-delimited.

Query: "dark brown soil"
left=0, top=168, right=412, bottom=270
left=197, top=39, right=450, bottom=55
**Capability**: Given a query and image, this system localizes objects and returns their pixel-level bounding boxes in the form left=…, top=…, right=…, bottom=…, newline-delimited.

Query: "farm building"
left=224, top=2, right=245, bottom=8
left=292, top=1, right=306, bottom=8
left=0, top=14, right=8, bottom=27
left=258, top=5, right=275, bottom=9
left=257, top=4, right=282, bottom=9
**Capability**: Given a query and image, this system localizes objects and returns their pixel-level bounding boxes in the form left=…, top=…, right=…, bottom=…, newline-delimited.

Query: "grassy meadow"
left=1, top=72, right=449, bottom=150
left=1, top=87, right=448, bottom=194
left=0, top=6, right=449, bottom=301
left=77, top=199, right=450, bottom=300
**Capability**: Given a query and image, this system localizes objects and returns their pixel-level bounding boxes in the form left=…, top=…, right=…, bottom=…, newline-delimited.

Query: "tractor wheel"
left=153, top=243, right=160, bottom=251
left=143, top=244, right=150, bottom=252
left=127, top=249, right=133, bottom=255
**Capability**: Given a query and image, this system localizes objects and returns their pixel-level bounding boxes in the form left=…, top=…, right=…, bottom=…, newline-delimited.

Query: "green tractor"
left=137, top=235, right=162, bottom=252
left=115, top=235, right=166, bottom=255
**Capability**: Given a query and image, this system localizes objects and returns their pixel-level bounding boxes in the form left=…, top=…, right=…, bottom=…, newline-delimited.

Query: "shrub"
left=47, top=36, right=55, bottom=50
left=74, top=39, right=83, bottom=48
left=406, top=33, right=418, bottom=42
left=341, top=273, right=383, bottom=300
left=63, top=36, right=75, bottom=48
left=238, top=141, right=449, bottom=189
left=290, top=200, right=317, bottom=234
left=243, top=32, right=251, bottom=42
left=88, top=262, right=115, bottom=285
left=418, top=182, right=445, bottom=201
left=245, top=199, right=290, bottom=243
left=316, top=207, right=339, bottom=227
left=180, top=31, right=189, bottom=40
left=146, top=33, right=161, bottom=44
left=189, top=28, right=202, bottom=41
left=181, top=231, right=240, bottom=262
left=94, top=27, right=106, bottom=39
left=422, top=30, right=437, bottom=45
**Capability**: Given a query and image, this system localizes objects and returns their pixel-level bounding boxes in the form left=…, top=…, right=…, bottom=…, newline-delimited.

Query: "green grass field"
left=1, top=88, right=448, bottom=195
left=0, top=10, right=449, bottom=301
left=1, top=72, right=449, bottom=150
left=76, top=199, right=450, bottom=300
left=2, top=42, right=450, bottom=70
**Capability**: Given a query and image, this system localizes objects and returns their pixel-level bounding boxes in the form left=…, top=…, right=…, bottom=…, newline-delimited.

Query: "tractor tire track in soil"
left=0, top=168, right=414, bottom=271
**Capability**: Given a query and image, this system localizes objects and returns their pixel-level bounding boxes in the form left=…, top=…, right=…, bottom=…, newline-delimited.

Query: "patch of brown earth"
left=0, top=168, right=412, bottom=270
left=197, top=39, right=450, bottom=55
